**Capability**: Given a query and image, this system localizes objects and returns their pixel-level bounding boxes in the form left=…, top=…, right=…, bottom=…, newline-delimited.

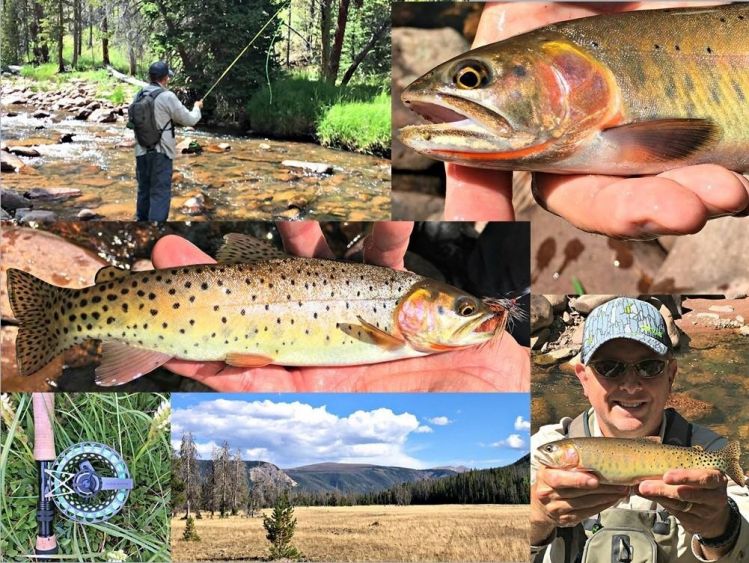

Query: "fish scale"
left=7, top=236, right=508, bottom=386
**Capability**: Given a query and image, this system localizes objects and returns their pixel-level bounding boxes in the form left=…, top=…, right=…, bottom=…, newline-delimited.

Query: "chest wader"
left=535, top=408, right=726, bottom=563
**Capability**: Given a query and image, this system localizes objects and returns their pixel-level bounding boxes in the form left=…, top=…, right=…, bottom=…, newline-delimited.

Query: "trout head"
left=536, top=440, right=581, bottom=470
left=400, top=32, right=620, bottom=168
left=395, top=280, right=505, bottom=353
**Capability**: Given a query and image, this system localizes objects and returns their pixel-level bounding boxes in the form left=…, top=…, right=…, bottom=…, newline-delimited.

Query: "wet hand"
left=194, top=100, right=203, bottom=109
left=532, top=466, right=629, bottom=542
left=638, top=469, right=732, bottom=538
left=151, top=222, right=529, bottom=392
left=443, top=3, right=749, bottom=237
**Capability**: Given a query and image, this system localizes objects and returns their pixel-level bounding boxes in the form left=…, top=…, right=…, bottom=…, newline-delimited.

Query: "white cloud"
left=491, top=434, right=526, bottom=449
left=514, top=416, right=531, bottom=431
left=171, top=399, right=427, bottom=468
left=414, top=425, right=433, bottom=434
left=427, top=416, right=451, bottom=426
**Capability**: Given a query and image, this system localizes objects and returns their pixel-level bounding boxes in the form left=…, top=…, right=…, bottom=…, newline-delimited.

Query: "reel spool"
left=48, top=442, right=133, bottom=524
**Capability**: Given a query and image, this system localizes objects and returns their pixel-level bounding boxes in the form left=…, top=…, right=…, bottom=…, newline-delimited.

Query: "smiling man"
left=530, top=297, right=748, bottom=563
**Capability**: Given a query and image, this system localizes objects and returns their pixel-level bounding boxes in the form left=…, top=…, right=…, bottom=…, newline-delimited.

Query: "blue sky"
left=171, top=393, right=530, bottom=470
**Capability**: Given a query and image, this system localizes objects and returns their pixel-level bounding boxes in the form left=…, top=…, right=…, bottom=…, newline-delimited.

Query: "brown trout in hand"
left=536, top=437, right=746, bottom=487
left=7, top=234, right=515, bottom=386
left=401, top=4, right=749, bottom=175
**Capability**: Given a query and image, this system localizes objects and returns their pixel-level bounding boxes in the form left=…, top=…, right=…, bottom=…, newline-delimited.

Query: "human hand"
left=194, top=100, right=203, bottom=109
left=151, top=222, right=530, bottom=392
left=638, top=469, right=732, bottom=539
left=443, top=3, right=749, bottom=238
left=531, top=466, right=629, bottom=544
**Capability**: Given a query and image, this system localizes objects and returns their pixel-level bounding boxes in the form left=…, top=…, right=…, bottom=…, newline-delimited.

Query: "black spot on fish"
left=102, top=305, right=109, bottom=312
left=86, top=323, right=92, bottom=330
left=92, top=312, right=100, bottom=320
left=122, top=304, right=128, bottom=312
left=189, top=319, right=195, bottom=325
left=201, top=282, right=209, bottom=290
left=80, top=299, right=88, bottom=306
left=706, top=46, right=713, bottom=54
left=214, top=305, right=220, bottom=311
left=107, top=317, right=115, bottom=324
left=150, top=309, right=158, bottom=316
left=189, top=296, right=195, bottom=303
left=221, top=317, right=227, bottom=324
left=169, top=288, right=176, bottom=295
left=265, top=304, right=269, bottom=311
left=107, top=294, right=117, bottom=301
left=217, top=280, right=223, bottom=287
left=92, top=296, right=102, bottom=303
left=173, top=303, right=180, bottom=309
left=69, top=314, right=76, bottom=322
left=137, top=290, right=145, bottom=297
left=180, top=329, right=185, bottom=334
left=163, top=322, right=168, bottom=329
left=148, top=293, right=156, bottom=300
left=184, top=281, right=192, bottom=289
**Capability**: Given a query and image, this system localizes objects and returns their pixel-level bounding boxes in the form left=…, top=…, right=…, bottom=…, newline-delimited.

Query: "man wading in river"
left=129, top=61, right=202, bottom=221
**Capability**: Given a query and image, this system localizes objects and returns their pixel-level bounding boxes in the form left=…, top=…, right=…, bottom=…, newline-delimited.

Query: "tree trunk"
left=57, top=0, right=64, bottom=72
left=285, top=2, right=291, bottom=68
left=327, top=0, right=350, bottom=83
left=129, top=45, right=137, bottom=75
left=102, top=13, right=110, bottom=65
left=340, top=17, right=389, bottom=86
left=319, top=0, right=332, bottom=82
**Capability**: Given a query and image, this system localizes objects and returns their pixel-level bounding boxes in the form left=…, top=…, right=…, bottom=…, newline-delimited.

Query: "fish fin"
left=691, top=445, right=705, bottom=452
left=600, top=118, right=718, bottom=162
left=641, top=436, right=663, bottom=444
left=225, top=353, right=274, bottom=368
left=337, top=316, right=405, bottom=350
left=95, top=342, right=172, bottom=387
left=216, top=233, right=286, bottom=264
left=94, top=265, right=129, bottom=284
left=6, top=268, right=68, bottom=375
left=717, top=440, right=746, bottom=487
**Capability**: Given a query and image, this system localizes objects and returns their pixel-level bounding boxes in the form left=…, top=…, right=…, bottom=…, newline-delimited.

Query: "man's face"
left=575, top=339, right=675, bottom=438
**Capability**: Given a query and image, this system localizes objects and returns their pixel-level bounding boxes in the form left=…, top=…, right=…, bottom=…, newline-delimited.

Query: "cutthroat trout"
left=536, top=437, right=746, bottom=487
left=7, top=234, right=515, bottom=386
left=401, top=4, right=749, bottom=174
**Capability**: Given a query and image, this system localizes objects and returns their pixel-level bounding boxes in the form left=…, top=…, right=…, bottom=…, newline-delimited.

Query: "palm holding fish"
left=152, top=222, right=529, bottom=392
left=425, top=2, right=749, bottom=236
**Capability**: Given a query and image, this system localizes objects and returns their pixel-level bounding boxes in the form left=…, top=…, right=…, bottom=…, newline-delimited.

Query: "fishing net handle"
left=33, top=393, right=55, bottom=461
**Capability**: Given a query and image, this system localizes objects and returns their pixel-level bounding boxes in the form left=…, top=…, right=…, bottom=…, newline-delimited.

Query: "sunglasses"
left=588, top=358, right=668, bottom=379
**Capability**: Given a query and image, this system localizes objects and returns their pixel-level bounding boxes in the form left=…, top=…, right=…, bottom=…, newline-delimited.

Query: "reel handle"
left=99, top=477, right=135, bottom=491
left=32, top=393, right=58, bottom=558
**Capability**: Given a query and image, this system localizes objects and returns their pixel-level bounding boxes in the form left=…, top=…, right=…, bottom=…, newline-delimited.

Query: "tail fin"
left=719, top=440, right=746, bottom=487
left=6, top=269, right=66, bottom=376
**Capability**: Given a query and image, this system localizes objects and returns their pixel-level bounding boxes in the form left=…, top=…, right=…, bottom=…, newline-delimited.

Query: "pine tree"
left=262, top=491, right=303, bottom=561
left=182, top=516, right=201, bottom=542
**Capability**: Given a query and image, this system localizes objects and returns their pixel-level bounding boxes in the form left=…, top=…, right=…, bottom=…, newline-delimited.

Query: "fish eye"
left=453, top=61, right=490, bottom=90
left=543, top=444, right=557, bottom=453
left=455, top=297, right=479, bottom=317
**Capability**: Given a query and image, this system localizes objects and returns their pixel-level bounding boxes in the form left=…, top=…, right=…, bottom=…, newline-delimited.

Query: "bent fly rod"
left=32, top=393, right=134, bottom=558
left=202, top=1, right=288, bottom=100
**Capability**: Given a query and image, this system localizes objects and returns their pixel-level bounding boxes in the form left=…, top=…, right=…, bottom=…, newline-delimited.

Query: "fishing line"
left=265, top=22, right=283, bottom=105
left=203, top=1, right=289, bottom=100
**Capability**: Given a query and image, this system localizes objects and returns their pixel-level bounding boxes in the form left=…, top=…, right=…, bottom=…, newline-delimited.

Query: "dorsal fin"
left=216, top=233, right=286, bottom=264
left=95, top=265, right=130, bottom=284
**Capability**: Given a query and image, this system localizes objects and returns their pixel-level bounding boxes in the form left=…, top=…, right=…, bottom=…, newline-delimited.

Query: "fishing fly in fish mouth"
left=6, top=231, right=522, bottom=387
left=400, top=3, right=749, bottom=176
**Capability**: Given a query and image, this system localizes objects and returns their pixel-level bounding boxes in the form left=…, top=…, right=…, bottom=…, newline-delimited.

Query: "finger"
left=444, top=164, right=514, bottom=220
left=657, top=165, right=749, bottom=216
left=662, top=468, right=726, bottom=488
left=533, top=173, right=710, bottom=238
left=151, top=235, right=216, bottom=268
left=551, top=498, right=628, bottom=527
left=538, top=467, right=601, bottom=490
left=276, top=221, right=334, bottom=259
left=363, top=222, right=413, bottom=270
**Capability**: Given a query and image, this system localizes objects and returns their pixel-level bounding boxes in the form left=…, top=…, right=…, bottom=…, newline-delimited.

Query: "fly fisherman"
left=129, top=61, right=202, bottom=221
left=531, top=298, right=748, bottom=563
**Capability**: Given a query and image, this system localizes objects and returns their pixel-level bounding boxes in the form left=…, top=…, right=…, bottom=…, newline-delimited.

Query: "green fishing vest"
left=534, top=408, right=725, bottom=563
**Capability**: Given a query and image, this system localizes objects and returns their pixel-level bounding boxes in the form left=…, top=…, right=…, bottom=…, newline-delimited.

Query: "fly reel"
left=47, top=442, right=133, bottom=524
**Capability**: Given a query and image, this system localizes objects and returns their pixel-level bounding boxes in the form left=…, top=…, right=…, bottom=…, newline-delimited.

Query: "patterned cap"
left=580, top=297, right=670, bottom=365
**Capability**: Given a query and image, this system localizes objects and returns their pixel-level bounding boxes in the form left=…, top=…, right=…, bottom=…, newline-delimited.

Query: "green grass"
left=246, top=77, right=390, bottom=153
left=0, top=394, right=171, bottom=561
left=316, top=90, right=390, bottom=155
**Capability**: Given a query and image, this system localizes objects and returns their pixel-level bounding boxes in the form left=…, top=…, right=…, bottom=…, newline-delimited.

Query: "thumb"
left=444, top=164, right=515, bottom=220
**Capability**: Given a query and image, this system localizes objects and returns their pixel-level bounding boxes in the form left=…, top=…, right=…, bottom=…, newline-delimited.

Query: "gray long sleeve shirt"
left=133, top=84, right=201, bottom=160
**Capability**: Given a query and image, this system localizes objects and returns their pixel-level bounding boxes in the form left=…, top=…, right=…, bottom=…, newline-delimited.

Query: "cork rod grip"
left=32, top=394, right=55, bottom=461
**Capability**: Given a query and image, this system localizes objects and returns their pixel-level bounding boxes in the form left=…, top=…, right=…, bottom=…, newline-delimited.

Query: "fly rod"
left=202, top=2, right=288, bottom=100
left=33, top=393, right=58, bottom=558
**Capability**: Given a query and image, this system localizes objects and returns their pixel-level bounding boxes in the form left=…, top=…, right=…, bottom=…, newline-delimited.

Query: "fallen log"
left=106, top=65, right=147, bottom=88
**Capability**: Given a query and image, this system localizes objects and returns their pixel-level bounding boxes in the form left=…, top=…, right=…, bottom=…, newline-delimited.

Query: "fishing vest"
left=535, top=408, right=725, bottom=563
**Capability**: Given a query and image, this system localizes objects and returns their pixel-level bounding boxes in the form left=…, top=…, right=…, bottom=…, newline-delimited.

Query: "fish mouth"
left=453, top=311, right=501, bottom=342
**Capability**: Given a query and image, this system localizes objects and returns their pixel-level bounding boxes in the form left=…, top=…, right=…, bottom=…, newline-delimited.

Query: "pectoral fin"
left=225, top=353, right=274, bottom=368
left=600, top=118, right=718, bottom=162
left=216, top=233, right=287, bottom=264
left=95, top=342, right=172, bottom=387
left=337, top=316, right=405, bottom=350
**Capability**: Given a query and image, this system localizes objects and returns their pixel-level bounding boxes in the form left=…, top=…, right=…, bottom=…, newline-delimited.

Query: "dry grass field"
left=171, top=504, right=529, bottom=561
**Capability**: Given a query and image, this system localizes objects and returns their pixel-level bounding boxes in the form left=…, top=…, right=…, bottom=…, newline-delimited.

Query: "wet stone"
left=1, top=151, right=25, bottom=172
left=17, top=210, right=58, bottom=224
left=8, top=146, right=41, bottom=157
left=25, top=187, right=82, bottom=200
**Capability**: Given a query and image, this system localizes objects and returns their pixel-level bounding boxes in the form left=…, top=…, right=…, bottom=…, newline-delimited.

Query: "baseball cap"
left=580, top=297, right=671, bottom=365
left=148, top=61, right=174, bottom=80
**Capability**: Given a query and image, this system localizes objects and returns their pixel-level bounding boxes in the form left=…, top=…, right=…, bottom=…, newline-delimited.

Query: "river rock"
left=204, top=143, right=231, bottom=153
left=1, top=151, right=25, bottom=172
left=571, top=323, right=585, bottom=346
left=8, top=146, right=40, bottom=157
left=276, top=208, right=301, bottom=220
left=709, top=305, right=734, bottom=314
left=259, top=143, right=271, bottom=150
left=737, top=315, right=745, bottom=325
left=531, top=294, right=553, bottom=332
left=6, top=95, right=27, bottom=105
left=392, top=26, right=470, bottom=171
left=534, top=347, right=577, bottom=366
left=181, top=194, right=206, bottom=215
left=17, top=210, right=58, bottom=224
left=658, top=303, right=681, bottom=348
left=1, top=189, right=31, bottom=211
left=76, top=208, right=102, bottom=220
left=74, top=108, right=93, bottom=120
left=544, top=294, right=569, bottom=313
left=177, top=139, right=202, bottom=154
left=58, top=133, right=75, bottom=143
left=696, top=312, right=720, bottom=321
left=4, top=111, right=18, bottom=117
left=569, top=295, right=617, bottom=315
left=652, top=217, right=749, bottom=294
left=531, top=328, right=550, bottom=350
left=32, top=110, right=50, bottom=118
left=281, top=160, right=333, bottom=174
left=666, top=393, right=713, bottom=421
left=25, top=187, right=82, bottom=200
left=739, top=326, right=749, bottom=336
left=87, top=108, right=117, bottom=123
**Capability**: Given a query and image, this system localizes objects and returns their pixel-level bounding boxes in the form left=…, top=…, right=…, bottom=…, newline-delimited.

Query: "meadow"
left=171, top=504, right=529, bottom=562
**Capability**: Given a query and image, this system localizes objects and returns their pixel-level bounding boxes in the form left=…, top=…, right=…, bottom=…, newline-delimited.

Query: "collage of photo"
left=1, top=1, right=748, bottom=562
